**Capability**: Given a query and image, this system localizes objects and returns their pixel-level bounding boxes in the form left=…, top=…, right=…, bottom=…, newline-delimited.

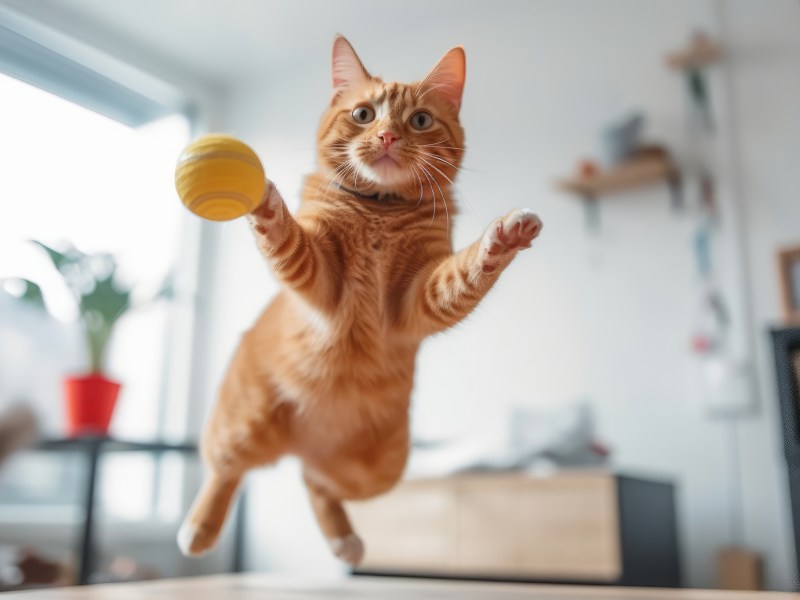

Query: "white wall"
left=193, top=0, right=800, bottom=589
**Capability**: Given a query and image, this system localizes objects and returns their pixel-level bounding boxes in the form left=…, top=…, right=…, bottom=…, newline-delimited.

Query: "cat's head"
left=316, top=35, right=466, bottom=202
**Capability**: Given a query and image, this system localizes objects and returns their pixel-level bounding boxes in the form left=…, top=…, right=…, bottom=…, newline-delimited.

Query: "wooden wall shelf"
left=556, top=153, right=677, bottom=200
left=666, top=33, right=722, bottom=71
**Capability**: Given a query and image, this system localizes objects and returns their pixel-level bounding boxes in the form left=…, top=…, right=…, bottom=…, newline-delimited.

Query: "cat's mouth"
left=357, top=150, right=411, bottom=187
left=371, top=155, right=399, bottom=168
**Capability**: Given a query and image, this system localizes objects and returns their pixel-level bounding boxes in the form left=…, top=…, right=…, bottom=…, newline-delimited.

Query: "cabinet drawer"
left=456, top=475, right=620, bottom=580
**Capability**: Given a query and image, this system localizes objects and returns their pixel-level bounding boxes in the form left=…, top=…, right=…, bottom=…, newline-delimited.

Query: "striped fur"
left=178, top=36, right=542, bottom=565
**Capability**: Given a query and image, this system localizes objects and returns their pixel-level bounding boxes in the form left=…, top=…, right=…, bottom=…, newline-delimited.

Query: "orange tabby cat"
left=178, top=35, right=542, bottom=566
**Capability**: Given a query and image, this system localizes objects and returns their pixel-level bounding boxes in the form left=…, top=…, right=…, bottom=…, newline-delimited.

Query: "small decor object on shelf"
left=174, top=134, right=266, bottom=222
left=25, top=242, right=170, bottom=437
left=777, top=245, right=800, bottom=324
left=602, top=112, right=645, bottom=165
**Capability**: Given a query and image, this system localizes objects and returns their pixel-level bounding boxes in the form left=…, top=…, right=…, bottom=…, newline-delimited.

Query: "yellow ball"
left=175, top=134, right=266, bottom=221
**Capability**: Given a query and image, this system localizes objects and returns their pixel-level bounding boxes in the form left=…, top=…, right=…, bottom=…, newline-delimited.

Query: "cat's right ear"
left=331, top=35, right=370, bottom=98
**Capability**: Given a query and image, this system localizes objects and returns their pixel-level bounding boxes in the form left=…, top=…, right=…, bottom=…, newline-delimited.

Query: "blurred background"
left=0, top=0, right=799, bottom=593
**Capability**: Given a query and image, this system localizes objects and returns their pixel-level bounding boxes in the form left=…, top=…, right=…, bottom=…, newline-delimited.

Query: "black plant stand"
left=34, top=437, right=231, bottom=585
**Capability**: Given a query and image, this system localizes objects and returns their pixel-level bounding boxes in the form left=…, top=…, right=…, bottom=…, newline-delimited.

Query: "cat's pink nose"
left=377, top=130, right=400, bottom=149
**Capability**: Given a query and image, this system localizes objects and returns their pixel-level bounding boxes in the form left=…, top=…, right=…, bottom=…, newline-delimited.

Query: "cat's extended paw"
left=480, top=208, right=542, bottom=273
left=248, top=179, right=283, bottom=232
left=330, top=533, right=365, bottom=567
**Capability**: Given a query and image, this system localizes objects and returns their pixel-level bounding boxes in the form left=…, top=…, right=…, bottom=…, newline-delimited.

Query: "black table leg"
left=77, top=440, right=101, bottom=585
left=232, top=488, right=246, bottom=573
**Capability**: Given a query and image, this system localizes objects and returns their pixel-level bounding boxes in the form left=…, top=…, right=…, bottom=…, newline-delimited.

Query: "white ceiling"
left=0, top=0, right=498, bottom=91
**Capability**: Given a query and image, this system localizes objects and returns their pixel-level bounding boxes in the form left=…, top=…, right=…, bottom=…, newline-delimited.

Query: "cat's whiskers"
left=332, top=161, right=358, bottom=198
left=317, top=160, right=353, bottom=202
left=419, top=138, right=451, bottom=147
left=419, top=138, right=466, bottom=152
left=418, top=151, right=460, bottom=173
left=328, top=160, right=350, bottom=183
left=314, top=169, right=337, bottom=201
left=319, top=143, right=351, bottom=163
left=418, top=159, right=457, bottom=187
left=417, top=153, right=452, bottom=181
left=330, top=162, right=360, bottom=201
left=317, top=147, right=349, bottom=181
left=410, top=165, right=425, bottom=208
left=415, top=161, right=440, bottom=229
left=419, top=150, right=478, bottom=177
left=423, top=148, right=465, bottom=154
left=417, top=161, right=449, bottom=234
left=419, top=142, right=465, bottom=153
left=416, top=152, right=480, bottom=223
left=321, top=148, right=349, bottom=163
left=353, top=162, right=364, bottom=195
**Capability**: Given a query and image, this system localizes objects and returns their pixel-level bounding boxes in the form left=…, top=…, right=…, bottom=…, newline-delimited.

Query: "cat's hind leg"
left=304, top=475, right=364, bottom=567
left=178, top=405, right=290, bottom=556
left=178, top=342, right=291, bottom=556
left=177, top=471, right=242, bottom=556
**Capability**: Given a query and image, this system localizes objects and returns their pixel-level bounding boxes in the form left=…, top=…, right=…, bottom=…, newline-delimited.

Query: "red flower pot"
left=63, top=374, right=121, bottom=437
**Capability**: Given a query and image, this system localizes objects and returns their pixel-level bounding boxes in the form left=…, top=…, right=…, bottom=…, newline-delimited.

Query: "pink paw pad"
left=480, top=209, right=542, bottom=271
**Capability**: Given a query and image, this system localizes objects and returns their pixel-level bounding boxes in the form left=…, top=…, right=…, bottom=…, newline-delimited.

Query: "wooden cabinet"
left=348, top=478, right=459, bottom=571
left=348, top=472, right=680, bottom=587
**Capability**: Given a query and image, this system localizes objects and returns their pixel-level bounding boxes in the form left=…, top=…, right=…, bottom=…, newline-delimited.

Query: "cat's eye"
left=352, top=105, right=375, bottom=124
left=410, top=111, right=434, bottom=131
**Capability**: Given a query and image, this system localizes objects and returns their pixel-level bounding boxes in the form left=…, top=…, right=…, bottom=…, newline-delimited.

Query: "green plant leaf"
left=30, top=240, right=81, bottom=272
left=79, top=275, right=131, bottom=373
left=83, top=310, right=113, bottom=373
left=18, top=279, right=46, bottom=311
left=79, top=275, right=131, bottom=326
left=30, top=240, right=136, bottom=373
left=2, top=278, right=47, bottom=312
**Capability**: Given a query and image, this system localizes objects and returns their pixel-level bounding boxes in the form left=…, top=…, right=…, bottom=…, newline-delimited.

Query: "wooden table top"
left=2, top=574, right=797, bottom=599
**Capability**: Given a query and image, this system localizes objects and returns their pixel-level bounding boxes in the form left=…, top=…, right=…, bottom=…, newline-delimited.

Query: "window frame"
left=0, top=4, right=212, bottom=525
left=0, top=4, right=189, bottom=127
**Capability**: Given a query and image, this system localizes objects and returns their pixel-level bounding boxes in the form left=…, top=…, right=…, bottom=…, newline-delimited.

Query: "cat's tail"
left=177, top=473, right=241, bottom=556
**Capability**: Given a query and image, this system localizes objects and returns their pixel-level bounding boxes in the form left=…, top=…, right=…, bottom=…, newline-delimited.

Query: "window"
left=0, top=70, right=192, bottom=521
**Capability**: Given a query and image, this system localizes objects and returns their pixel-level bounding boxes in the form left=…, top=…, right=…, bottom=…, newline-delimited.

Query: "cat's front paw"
left=480, top=208, right=542, bottom=273
left=248, top=179, right=283, bottom=234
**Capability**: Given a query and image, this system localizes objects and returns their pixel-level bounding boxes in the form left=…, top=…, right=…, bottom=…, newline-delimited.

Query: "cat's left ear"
left=332, top=35, right=371, bottom=94
left=420, top=46, right=466, bottom=114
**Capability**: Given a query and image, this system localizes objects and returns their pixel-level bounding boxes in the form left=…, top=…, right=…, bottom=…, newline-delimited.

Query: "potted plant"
left=20, top=241, right=170, bottom=437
